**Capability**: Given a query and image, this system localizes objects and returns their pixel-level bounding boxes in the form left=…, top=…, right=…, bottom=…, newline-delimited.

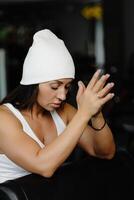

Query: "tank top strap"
left=3, top=103, right=45, bottom=148
left=50, top=110, right=66, bottom=135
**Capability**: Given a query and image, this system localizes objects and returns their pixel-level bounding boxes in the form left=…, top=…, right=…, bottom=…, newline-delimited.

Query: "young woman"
left=0, top=29, right=115, bottom=183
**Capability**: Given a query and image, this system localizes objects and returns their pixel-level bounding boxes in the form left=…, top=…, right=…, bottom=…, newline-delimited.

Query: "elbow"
left=32, top=163, right=56, bottom=178
left=96, top=144, right=116, bottom=160
left=38, top=166, right=55, bottom=178
left=38, top=165, right=56, bottom=178
left=103, top=145, right=116, bottom=160
left=105, top=152, right=115, bottom=160
left=33, top=154, right=57, bottom=178
left=41, top=169, right=55, bottom=178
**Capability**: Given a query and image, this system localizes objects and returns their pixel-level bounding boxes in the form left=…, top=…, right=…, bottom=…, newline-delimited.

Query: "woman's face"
left=37, top=78, right=73, bottom=111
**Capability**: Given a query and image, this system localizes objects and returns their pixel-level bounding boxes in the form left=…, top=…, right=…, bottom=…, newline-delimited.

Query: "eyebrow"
left=50, top=80, right=72, bottom=85
left=51, top=80, right=63, bottom=84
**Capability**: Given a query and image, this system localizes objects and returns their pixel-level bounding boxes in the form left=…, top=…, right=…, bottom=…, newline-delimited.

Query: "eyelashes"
left=51, top=87, right=58, bottom=90
left=51, top=85, right=72, bottom=91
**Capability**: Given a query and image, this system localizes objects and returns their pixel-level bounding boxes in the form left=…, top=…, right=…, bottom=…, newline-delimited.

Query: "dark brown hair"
left=0, top=84, right=39, bottom=111
left=0, top=83, right=72, bottom=112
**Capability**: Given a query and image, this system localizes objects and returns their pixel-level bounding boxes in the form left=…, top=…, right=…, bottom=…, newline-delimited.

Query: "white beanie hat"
left=20, top=29, right=75, bottom=85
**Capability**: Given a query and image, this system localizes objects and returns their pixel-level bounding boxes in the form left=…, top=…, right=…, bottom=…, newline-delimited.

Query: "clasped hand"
left=76, top=69, right=114, bottom=118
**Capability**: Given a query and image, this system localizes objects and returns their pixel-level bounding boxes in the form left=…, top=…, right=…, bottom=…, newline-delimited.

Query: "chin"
left=36, top=103, right=55, bottom=112
left=49, top=108, right=55, bottom=111
left=45, top=106, right=55, bottom=112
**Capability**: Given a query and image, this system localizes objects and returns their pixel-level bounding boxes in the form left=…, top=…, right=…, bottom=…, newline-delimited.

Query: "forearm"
left=37, top=110, right=90, bottom=177
left=90, top=112, right=116, bottom=159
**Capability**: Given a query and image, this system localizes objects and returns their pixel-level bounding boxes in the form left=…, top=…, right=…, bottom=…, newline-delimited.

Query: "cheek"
left=37, top=88, right=55, bottom=104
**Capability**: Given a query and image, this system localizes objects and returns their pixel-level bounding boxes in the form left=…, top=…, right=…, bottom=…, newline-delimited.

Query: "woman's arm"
left=78, top=112, right=115, bottom=159
left=65, top=69, right=115, bottom=159
left=0, top=70, right=115, bottom=177
left=0, top=106, right=89, bottom=178
left=65, top=104, right=115, bottom=159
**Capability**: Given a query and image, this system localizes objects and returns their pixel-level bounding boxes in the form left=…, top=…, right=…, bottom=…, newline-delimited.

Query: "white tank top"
left=0, top=103, right=66, bottom=183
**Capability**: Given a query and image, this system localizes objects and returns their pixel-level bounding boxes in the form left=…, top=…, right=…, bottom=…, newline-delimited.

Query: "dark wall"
left=103, top=0, right=134, bottom=79
left=0, top=1, right=90, bottom=93
left=123, top=0, right=134, bottom=77
left=103, top=0, right=134, bottom=152
left=103, top=0, right=124, bottom=74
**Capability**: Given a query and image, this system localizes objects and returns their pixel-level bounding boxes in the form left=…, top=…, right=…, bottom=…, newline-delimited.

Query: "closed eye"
left=65, top=83, right=73, bottom=90
left=51, top=87, right=59, bottom=90
left=50, top=81, right=73, bottom=91
left=65, top=85, right=71, bottom=90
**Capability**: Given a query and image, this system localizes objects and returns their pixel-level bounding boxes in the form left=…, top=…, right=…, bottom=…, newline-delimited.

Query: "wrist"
left=92, top=111, right=102, bottom=119
left=91, top=112, right=106, bottom=131
left=77, top=108, right=92, bottom=123
left=90, top=118, right=106, bottom=131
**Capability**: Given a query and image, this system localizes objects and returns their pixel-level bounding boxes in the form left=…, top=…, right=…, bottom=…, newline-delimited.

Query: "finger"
left=76, top=81, right=86, bottom=100
left=87, top=69, right=101, bottom=89
left=100, top=93, right=115, bottom=106
left=93, top=73, right=110, bottom=93
left=97, top=82, right=114, bottom=98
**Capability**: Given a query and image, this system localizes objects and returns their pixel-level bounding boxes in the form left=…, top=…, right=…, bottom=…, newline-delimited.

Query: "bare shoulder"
left=0, top=105, right=22, bottom=130
left=0, top=104, right=14, bottom=118
left=64, top=103, right=77, bottom=113
left=58, top=103, right=77, bottom=124
left=0, top=105, right=24, bottom=153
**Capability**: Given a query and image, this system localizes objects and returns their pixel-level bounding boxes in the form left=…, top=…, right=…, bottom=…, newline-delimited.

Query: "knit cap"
left=20, top=29, right=75, bottom=85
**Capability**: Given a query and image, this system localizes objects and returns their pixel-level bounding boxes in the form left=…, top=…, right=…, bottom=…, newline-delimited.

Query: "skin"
left=0, top=69, right=116, bottom=177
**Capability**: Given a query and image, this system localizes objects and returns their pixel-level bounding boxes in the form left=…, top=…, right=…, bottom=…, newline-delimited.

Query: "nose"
left=57, top=88, right=67, bottom=101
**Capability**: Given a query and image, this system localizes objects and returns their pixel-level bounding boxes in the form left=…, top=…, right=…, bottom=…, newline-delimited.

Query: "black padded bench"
left=0, top=149, right=134, bottom=200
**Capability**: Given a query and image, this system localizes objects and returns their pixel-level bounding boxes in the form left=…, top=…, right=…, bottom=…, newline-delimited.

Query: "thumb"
left=76, top=81, right=85, bottom=100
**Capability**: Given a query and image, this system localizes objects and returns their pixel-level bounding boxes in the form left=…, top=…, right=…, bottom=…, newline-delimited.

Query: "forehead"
left=48, top=78, right=73, bottom=84
left=39, top=78, right=73, bottom=86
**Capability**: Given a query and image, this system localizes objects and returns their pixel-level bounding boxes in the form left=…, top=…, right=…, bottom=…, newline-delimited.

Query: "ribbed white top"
left=0, top=103, right=66, bottom=183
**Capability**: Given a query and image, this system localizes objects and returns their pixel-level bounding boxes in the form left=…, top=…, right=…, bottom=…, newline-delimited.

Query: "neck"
left=21, top=103, right=50, bottom=119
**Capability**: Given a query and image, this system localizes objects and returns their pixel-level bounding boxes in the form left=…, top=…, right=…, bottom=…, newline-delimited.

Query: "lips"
left=51, top=103, right=61, bottom=107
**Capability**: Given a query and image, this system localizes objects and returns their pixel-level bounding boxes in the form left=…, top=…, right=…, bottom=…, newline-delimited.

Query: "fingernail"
left=95, top=69, right=101, bottom=76
left=97, top=69, right=101, bottom=73
left=110, top=82, right=114, bottom=86
left=111, top=93, right=115, bottom=97
left=108, top=82, right=114, bottom=88
left=78, top=81, right=82, bottom=86
left=106, top=74, right=110, bottom=78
